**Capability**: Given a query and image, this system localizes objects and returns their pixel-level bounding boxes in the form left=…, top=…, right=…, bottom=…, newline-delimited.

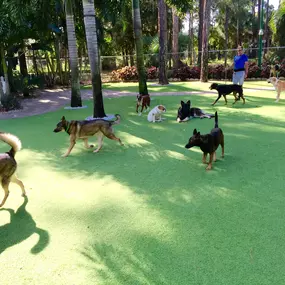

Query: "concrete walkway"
left=0, top=86, right=275, bottom=119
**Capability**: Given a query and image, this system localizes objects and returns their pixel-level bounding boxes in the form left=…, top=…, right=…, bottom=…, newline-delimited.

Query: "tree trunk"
left=7, top=49, right=16, bottom=92
left=198, top=0, right=204, bottom=67
left=132, top=0, right=149, bottom=94
left=158, top=0, right=169, bottom=85
left=172, top=8, right=179, bottom=68
left=237, top=18, right=239, bottom=46
left=188, top=11, right=194, bottom=65
left=65, top=0, right=82, bottom=107
left=264, top=0, right=270, bottom=55
left=224, top=5, right=229, bottom=67
left=200, top=0, right=211, bottom=82
left=0, top=46, right=11, bottom=97
left=54, top=36, right=63, bottom=85
left=82, top=0, right=106, bottom=117
left=32, top=49, right=38, bottom=76
left=18, top=48, right=30, bottom=97
left=252, top=0, right=256, bottom=44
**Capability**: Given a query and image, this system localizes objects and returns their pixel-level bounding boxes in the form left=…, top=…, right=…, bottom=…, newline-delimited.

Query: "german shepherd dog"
left=177, top=100, right=214, bottom=122
left=209, top=83, right=245, bottom=105
left=0, top=133, right=26, bottom=207
left=53, top=115, right=124, bottom=157
left=136, top=94, right=150, bottom=115
left=185, top=112, right=224, bottom=170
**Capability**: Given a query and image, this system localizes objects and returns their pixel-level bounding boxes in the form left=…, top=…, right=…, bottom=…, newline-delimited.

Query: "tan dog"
left=267, top=77, right=285, bottom=102
left=53, top=115, right=124, bottom=157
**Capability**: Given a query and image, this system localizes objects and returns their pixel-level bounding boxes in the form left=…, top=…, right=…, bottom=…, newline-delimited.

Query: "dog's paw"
left=138, top=112, right=142, bottom=116
left=206, top=165, right=212, bottom=170
left=61, top=154, right=68, bottom=158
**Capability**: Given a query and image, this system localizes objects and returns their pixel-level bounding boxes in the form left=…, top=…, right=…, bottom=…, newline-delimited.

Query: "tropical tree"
left=132, top=0, right=149, bottom=95
left=82, top=0, right=106, bottom=117
left=64, top=0, right=82, bottom=107
left=172, top=7, right=179, bottom=68
left=158, top=0, right=169, bottom=84
left=200, top=0, right=211, bottom=82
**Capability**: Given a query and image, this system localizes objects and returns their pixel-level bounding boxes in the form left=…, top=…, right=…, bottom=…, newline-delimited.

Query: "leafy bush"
left=1, top=94, right=22, bottom=111
left=111, top=66, right=138, bottom=81
left=147, top=66, right=158, bottom=79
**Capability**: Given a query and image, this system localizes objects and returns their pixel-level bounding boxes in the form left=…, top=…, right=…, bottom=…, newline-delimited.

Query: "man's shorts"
left=232, top=71, right=245, bottom=85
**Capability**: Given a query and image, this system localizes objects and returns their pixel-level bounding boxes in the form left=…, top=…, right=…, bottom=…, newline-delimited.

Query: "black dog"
left=209, top=83, right=245, bottom=105
left=177, top=100, right=215, bottom=122
left=185, top=111, right=224, bottom=170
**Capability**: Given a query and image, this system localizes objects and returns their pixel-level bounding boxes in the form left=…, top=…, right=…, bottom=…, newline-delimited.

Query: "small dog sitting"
left=53, top=115, right=124, bottom=157
left=147, top=105, right=166, bottom=122
left=209, top=83, right=245, bottom=105
left=177, top=100, right=214, bottom=122
left=185, top=112, right=224, bottom=170
left=136, top=94, right=150, bottom=115
left=267, top=77, right=285, bottom=102
left=0, top=132, right=26, bottom=207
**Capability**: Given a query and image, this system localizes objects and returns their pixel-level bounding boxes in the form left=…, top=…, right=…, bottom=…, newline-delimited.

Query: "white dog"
left=147, top=105, right=166, bottom=122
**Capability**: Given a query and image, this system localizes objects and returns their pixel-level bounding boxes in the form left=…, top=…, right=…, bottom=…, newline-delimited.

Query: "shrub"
left=147, top=66, right=158, bottom=79
left=111, top=66, right=138, bottom=81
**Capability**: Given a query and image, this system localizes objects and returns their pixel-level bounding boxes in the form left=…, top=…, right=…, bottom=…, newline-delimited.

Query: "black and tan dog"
left=209, top=83, right=245, bottom=105
left=136, top=94, right=150, bottom=115
left=185, top=111, right=224, bottom=170
left=177, top=100, right=214, bottom=122
left=53, top=115, right=124, bottom=157
left=0, top=132, right=26, bottom=207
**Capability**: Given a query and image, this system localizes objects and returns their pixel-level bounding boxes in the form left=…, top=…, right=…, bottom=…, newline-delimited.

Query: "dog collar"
left=65, top=123, right=70, bottom=133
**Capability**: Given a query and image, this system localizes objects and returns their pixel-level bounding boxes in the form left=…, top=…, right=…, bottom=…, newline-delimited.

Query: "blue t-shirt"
left=234, top=54, right=248, bottom=70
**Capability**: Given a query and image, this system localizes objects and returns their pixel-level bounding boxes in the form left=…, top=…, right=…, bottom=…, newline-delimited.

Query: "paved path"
left=0, top=86, right=275, bottom=119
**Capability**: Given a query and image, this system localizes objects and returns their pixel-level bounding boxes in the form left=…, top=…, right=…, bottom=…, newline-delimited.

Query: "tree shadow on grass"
left=0, top=196, right=50, bottom=255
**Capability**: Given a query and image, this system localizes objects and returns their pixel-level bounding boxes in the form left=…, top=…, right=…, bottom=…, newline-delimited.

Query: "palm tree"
left=172, top=7, right=179, bottom=68
left=200, top=0, right=212, bottom=82
left=82, top=0, right=106, bottom=117
left=132, top=0, right=149, bottom=95
left=64, top=0, right=82, bottom=107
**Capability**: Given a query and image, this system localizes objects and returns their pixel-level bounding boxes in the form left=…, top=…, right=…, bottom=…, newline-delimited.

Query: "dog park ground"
left=1, top=81, right=285, bottom=284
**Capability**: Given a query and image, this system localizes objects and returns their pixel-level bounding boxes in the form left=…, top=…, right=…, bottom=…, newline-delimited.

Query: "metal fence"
left=20, top=46, right=285, bottom=83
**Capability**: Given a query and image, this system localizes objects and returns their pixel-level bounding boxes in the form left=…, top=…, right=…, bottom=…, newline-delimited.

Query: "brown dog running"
left=0, top=132, right=26, bottom=207
left=136, top=94, right=150, bottom=115
left=267, top=77, right=285, bottom=102
left=53, top=115, right=124, bottom=157
left=185, top=111, right=224, bottom=170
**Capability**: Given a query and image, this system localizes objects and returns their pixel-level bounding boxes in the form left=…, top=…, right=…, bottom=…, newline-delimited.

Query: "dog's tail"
left=0, top=132, right=22, bottom=157
left=214, top=111, right=218, bottom=128
left=111, top=114, right=121, bottom=125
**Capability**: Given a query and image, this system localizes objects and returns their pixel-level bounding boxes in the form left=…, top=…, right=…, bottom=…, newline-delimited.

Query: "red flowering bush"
left=111, top=66, right=138, bottom=81
left=147, top=66, right=158, bottom=79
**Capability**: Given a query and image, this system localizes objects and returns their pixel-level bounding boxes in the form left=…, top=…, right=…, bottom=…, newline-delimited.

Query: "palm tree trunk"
left=65, top=0, right=82, bottom=107
left=172, top=7, right=179, bottom=68
left=18, top=47, right=29, bottom=97
left=188, top=11, right=194, bottom=65
left=158, top=0, right=169, bottom=84
left=82, top=0, right=106, bottom=117
left=264, top=0, right=270, bottom=55
left=132, top=0, right=149, bottom=94
left=198, top=0, right=204, bottom=67
left=0, top=45, right=11, bottom=97
left=200, top=0, right=211, bottom=82
left=224, top=5, right=229, bottom=67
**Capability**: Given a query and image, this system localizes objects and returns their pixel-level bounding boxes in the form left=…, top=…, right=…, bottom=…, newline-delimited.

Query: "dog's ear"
left=193, top=128, right=198, bottom=135
left=181, top=100, right=185, bottom=105
left=61, top=116, right=66, bottom=121
left=186, top=100, right=190, bottom=105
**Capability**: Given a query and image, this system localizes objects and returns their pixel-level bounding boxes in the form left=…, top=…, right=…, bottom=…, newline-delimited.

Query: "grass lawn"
left=1, top=89, right=285, bottom=284
left=96, top=80, right=275, bottom=94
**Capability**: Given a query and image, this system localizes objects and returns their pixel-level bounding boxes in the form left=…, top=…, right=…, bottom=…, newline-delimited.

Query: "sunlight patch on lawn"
left=118, top=131, right=152, bottom=147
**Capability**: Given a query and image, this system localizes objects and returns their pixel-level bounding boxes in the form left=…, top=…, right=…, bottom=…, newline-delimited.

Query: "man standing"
left=233, top=46, right=248, bottom=86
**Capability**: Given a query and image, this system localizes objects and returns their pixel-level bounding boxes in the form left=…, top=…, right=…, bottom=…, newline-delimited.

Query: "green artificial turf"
left=1, top=89, right=285, bottom=284
left=97, top=80, right=275, bottom=94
